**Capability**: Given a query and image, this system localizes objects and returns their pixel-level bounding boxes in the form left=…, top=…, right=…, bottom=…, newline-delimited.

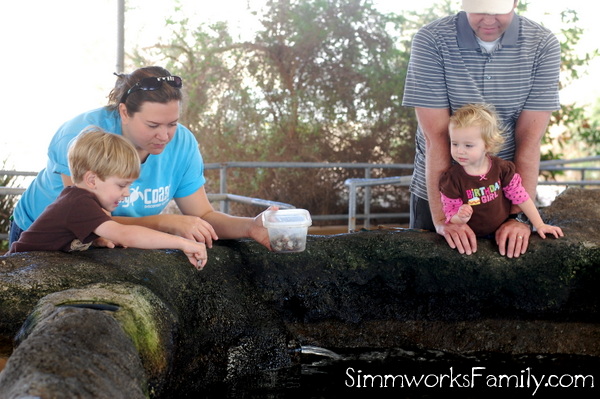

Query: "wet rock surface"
left=0, top=306, right=147, bottom=399
left=0, top=187, right=599, bottom=397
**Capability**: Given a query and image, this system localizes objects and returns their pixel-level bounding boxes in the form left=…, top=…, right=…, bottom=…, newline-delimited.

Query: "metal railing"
left=203, top=161, right=414, bottom=193
left=206, top=193, right=295, bottom=212
left=344, top=175, right=412, bottom=232
left=203, top=161, right=414, bottom=223
left=1, top=156, right=599, bottom=239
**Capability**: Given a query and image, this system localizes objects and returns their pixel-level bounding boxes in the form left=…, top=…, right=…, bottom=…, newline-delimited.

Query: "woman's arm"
left=175, top=187, right=273, bottom=249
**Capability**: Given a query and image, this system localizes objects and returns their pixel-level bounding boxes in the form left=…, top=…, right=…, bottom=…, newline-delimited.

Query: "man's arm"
left=495, top=110, right=553, bottom=257
left=417, top=107, right=451, bottom=227
left=513, top=110, right=552, bottom=197
left=416, top=107, right=478, bottom=255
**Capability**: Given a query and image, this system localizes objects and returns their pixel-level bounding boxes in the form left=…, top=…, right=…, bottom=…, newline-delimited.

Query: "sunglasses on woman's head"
left=120, top=76, right=183, bottom=103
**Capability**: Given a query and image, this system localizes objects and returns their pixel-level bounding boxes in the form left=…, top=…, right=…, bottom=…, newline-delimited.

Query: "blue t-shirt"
left=14, top=107, right=205, bottom=230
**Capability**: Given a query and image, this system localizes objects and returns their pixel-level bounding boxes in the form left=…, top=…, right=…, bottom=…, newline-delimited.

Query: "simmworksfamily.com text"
left=345, top=366, right=595, bottom=396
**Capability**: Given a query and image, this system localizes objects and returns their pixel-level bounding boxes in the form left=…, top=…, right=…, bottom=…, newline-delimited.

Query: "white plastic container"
left=262, top=209, right=312, bottom=253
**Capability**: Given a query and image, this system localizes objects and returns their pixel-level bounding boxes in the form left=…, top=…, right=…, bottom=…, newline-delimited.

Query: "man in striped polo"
left=402, top=0, right=560, bottom=258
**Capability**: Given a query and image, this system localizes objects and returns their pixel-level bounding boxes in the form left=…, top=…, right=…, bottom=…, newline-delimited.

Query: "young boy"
left=439, top=103, right=563, bottom=240
left=8, top=128, right=208, bottom=270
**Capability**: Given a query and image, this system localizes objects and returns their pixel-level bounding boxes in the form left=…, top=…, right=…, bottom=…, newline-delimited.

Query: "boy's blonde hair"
left=68, top=127, right=140, bottom=183
left=449, top=103, right=505, bottom=155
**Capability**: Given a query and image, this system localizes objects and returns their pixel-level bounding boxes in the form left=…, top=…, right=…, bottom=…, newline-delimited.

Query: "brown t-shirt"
left=9, top=186, right=112, bottom=253
left=439, top=156, right=529, bottom=237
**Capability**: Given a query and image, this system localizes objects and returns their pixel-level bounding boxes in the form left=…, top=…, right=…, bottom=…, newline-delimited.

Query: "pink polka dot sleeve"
left=503, top=173, right=530, bottom=205
left=440, top=192, right=463, bottom=224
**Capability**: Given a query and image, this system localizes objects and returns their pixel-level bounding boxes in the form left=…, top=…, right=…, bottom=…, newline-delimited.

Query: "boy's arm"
left=94, top=220, right=208, bottom=269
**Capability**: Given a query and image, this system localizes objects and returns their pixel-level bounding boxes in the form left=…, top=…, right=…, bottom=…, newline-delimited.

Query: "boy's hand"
left=92, top=237, right=117, bottom=248
left=182, top=240, right=208, bottom=270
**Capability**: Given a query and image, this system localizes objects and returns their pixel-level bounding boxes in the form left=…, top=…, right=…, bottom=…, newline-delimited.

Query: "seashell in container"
left=262, top=209, right=312, bottom=253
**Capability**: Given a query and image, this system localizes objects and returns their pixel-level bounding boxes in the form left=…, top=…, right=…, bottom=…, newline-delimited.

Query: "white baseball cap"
left=462, top=0, right=516, bottom=14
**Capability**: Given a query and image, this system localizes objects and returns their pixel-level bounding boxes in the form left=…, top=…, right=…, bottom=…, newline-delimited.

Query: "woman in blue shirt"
left=11, top=66, right=272, bottom=250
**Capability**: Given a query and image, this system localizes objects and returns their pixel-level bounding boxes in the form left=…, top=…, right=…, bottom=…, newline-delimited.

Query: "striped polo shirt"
left=402, top=11, right=561, bottom=201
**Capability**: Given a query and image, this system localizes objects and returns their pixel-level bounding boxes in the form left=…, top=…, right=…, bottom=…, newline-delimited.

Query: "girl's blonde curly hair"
left=449, top=103, right=505, bottom=155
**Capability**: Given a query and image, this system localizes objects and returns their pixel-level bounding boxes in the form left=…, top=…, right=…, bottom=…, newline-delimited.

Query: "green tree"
left=546, top=9, right=600, bottom=161
left=133, top=0, right=414, bottom=219
left=130, top=0, right=597, bottom=221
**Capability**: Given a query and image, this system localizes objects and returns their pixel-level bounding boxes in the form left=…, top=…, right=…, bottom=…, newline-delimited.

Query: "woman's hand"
left=162, top=214, right=219, bottom=248
left=247, top=206, right=279, bottom=251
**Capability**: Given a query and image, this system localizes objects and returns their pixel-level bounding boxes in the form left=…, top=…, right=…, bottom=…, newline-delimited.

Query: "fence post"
left=219, top=164, right=228, bottom=213
left=364, top=167, right=371, bottom=230
left=347, top=181, right=357, bottom=232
